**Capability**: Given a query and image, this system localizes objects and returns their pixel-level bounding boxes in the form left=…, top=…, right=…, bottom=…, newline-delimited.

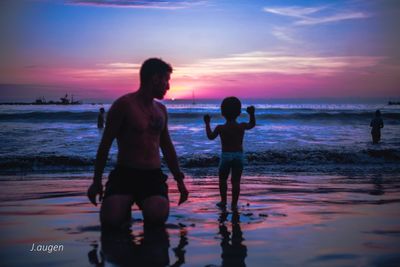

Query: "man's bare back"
left=215, top=122, right=246, bottom=152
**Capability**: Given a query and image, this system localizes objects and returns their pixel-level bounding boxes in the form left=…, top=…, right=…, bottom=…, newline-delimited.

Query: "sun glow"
left=168, top=84, right=194, bottom=99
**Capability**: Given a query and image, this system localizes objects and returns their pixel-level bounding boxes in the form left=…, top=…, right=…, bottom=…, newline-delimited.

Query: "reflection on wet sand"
left=370, top=175, right=384, bottom=196
left=218, top=210, right=247, bottom=267
left=171, top=228, right=188, bottom=267
left=88, top=226, right=188, bottom=267
left=1, top=173, right=399, bottom=266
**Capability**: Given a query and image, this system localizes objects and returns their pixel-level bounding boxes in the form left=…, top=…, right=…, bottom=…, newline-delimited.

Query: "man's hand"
left=203, top=114, right=211, bottom=124
left=246, top=106, right=255, bottom=114
left=177, top=180, right=189, bottom=205
left=87, top=182, right=103, bottom=206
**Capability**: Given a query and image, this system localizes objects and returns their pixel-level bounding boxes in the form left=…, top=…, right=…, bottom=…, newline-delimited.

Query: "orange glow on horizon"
left=3, top=51, right=399, bottom=101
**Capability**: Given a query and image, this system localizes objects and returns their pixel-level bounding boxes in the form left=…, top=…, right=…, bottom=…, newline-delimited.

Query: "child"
left=204, top=97, right=256, bottom=209
left=370, top=109, right=384, bottom=144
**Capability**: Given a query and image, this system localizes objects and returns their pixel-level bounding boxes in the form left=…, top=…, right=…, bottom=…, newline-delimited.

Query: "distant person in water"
left=204, top=97, right=256, bottom=210
left=370, top=109, right=384, bottom=144
left=97, top=107, right=105, bottom=129
left=87, top=58, right=188, bottom=229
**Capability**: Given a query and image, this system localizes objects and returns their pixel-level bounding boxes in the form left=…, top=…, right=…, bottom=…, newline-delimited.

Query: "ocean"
left=0, top=101, right=400, bottom=267
left=0, top=101, right=399, bottom=176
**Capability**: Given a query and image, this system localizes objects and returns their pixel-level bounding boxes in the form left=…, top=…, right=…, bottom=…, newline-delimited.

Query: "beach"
left=0, top=102, right=400, bottom=266
left=0, top=172, right=399, bottom=267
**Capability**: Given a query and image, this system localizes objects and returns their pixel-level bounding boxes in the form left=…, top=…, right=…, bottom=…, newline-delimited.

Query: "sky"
left=0, top=0, right=399, bottom=102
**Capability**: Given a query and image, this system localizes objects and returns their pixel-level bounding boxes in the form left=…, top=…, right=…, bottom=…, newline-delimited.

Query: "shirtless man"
left=87, top=58, right=188, bottom=228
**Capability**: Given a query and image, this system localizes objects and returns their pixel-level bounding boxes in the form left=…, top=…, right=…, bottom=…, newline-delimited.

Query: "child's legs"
left=218, top=166, right=230, bottom=204
left=231, top=166, right=243, bottom=208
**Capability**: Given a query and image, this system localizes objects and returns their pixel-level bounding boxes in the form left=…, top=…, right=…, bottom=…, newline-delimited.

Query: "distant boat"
left=35, top=96, right=46, bottom=104
left=32, top=94, right=82, bottom=105
left=388, top=101, right=400, bottom=105
left=1, top=94, right=84, bottom=105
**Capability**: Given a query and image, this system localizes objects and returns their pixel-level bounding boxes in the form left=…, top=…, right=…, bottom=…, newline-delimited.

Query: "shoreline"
left=1, top=161, right=400, bottom=180
left=0, top=173, right=399, bottom=266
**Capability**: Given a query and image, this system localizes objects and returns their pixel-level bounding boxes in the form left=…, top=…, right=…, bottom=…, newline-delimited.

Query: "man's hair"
left=375, top=109, right=381, bottom=116
left=140, top=58, right=173, bottom=85
left=221, top=97, right=241, bottom=120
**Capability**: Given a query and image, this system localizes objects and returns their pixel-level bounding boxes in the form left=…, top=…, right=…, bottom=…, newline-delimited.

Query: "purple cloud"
left=66, top=0, right=207, bottom=9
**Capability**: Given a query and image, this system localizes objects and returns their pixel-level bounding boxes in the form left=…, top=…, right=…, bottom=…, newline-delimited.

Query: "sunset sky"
left=0, top=0, right=399, bottom=102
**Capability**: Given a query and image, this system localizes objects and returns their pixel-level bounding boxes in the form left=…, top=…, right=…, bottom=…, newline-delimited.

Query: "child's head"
left=221, top=97, right=241, bottom=120
left=100, top=107, right=105, bottom=113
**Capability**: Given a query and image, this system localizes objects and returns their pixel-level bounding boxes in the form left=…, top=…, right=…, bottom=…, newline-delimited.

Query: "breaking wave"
left=1, top=111, right=399, bottom=122
left=1, top=149, right=399, bottom=174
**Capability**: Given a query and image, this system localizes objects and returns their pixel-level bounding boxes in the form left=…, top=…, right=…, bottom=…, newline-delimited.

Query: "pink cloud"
left=2, top=51, right=398, bottom=101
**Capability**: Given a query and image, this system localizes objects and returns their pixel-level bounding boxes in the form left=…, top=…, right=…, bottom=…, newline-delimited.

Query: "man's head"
left=140, top=58, right=173, bottom=99
left=375, top=109, right=381, bottom=117
left=221, top=97, right=241, bottom=120
left=99, top=107, right=105, bottom=113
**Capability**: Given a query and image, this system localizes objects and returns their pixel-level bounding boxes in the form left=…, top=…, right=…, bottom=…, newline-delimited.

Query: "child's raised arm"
left=204, top=114, right=220, bottom=140
left=243, top=106, right=256, bottom=130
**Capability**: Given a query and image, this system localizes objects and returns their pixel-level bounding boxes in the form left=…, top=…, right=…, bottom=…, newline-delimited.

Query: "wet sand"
left=0, top=173, right=399, bottom=267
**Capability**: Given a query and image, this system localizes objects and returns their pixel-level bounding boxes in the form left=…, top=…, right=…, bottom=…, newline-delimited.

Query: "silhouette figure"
left=171, top=228, right=188, bottom=267
left=204, top=97, right=255, bottom=209
left=370, top=174, right=384, bottom=196
left=87, top=58, right=188, bottom=230
left=218, top=210, right=247, bottom=267
left=87, top=226, right=188, bottom=267
left=370, top=110, right=384, bottom=144
left=97, top=108, right=105, bottom=129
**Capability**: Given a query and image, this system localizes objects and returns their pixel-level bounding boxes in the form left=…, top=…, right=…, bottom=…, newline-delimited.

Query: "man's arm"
left=160, top=125, right=182, bottom=179
left=243, top=106, right=256, bottom=130
left=87, top=100, right=124, bottom=206
left=159, top=106, right=188, bottom=205
left=204, top=115, right=219, bottom=140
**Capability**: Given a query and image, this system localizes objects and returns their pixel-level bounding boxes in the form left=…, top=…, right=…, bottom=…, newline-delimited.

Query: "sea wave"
left=0, top=111, right=98, bottom=122
left=181, top=149, right=400, bottom=166
left=0, top=111, right=399, bottom=122
left=0, top=155, right=95, bottom=170
left=1, top=149, right=399, bottom=174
